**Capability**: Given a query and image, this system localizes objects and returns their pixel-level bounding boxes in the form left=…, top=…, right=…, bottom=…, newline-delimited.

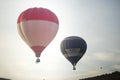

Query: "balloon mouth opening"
left=36, top=58, right=40, bottom=63
left=72, top=63, right=76, bottom=70
left=73, top=66, right=76, bottom=70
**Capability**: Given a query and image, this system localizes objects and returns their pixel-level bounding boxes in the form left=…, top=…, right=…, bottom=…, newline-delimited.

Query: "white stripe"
left=17, top=24, right=30, bottom=45
left=65, top=48, right=83, bottom=57
left=18, top=20, right=59, bottom=47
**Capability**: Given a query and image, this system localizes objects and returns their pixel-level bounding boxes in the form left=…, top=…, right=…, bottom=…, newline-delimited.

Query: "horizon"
left=0, top=0, right=120, bottom=80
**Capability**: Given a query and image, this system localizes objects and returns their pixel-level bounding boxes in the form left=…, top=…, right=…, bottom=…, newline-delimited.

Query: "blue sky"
left=0, top=0, right=120, bottom=80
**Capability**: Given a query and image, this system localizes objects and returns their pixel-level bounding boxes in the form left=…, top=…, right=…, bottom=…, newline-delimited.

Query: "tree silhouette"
left=79, top=71, right=120, bottom=80
left=0, top=78, right=11, bottom=80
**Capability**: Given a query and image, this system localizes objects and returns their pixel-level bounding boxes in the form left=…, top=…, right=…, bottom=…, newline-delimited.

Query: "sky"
left=0, top=0, right=120, bottom=80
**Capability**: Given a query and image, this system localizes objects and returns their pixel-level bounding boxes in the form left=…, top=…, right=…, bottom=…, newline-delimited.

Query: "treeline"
left=79, top=71, right=120, bottom=80
left=0, top=78, right=11, bottom=80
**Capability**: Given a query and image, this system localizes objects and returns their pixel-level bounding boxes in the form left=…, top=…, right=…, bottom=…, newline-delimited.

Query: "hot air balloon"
left=17, top=7, right=59, bottom=63
left=60, top=36, right=87, bottom=70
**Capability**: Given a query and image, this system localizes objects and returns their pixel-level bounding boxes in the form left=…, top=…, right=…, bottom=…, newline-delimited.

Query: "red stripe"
left=17, top=7, right=59, bottom=24
left=31, top=46, right=45, bottom=57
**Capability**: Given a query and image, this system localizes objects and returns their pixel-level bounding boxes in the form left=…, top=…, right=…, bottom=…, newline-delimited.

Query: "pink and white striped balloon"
left=17, top=7, right=59, bottom=62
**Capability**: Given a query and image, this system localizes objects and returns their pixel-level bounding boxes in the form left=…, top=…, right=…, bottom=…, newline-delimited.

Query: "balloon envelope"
left=17, top=7, right=59, bottom=62
left=60, top=36, right=87, bottom=70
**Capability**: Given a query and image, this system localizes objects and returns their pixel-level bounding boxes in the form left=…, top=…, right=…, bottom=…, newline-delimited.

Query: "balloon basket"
left=36, top=58, right=40, bottom=63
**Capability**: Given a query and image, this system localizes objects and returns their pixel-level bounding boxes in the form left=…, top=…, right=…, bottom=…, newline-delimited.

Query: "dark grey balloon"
left=60, top=36, right=87, bottom=70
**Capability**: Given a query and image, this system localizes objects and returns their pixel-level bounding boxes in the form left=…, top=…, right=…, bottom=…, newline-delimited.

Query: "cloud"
left=80, top=50, right=120, bottom=73
left=112, top=65, right=120, bottom=71
left=93, top=50, right=120, bottom=63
